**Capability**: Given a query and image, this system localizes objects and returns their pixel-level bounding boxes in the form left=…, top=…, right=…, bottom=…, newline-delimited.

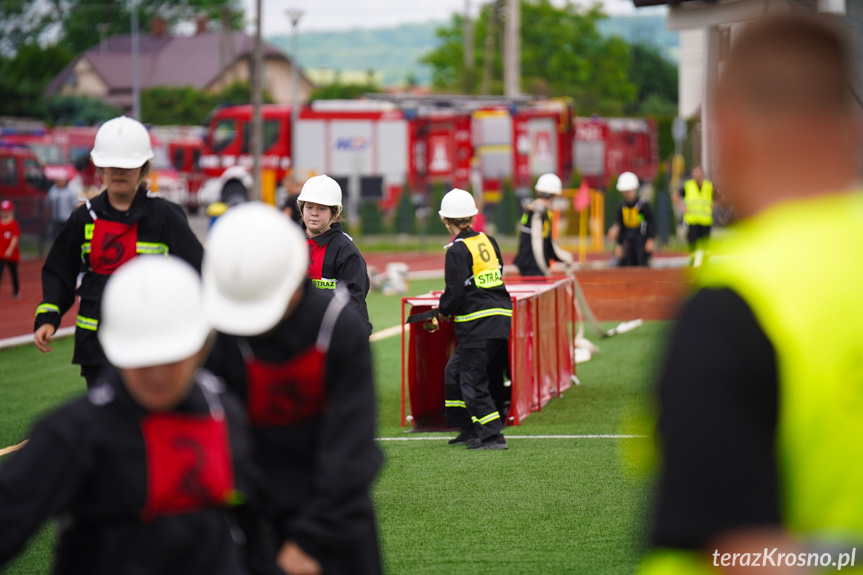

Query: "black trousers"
left=686, top=224, right=712, bottom=249
left=445, top=339, right=506, bottom=441
left=618, top=233, right=651, bottom=267
left=80, top=365, right=114, bottom=390
left=0, top=260, right=19, bottom=295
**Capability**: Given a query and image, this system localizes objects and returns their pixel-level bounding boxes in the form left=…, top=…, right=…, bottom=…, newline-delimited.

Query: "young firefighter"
left=0, top=256, right=257, bottom=574
left=33, top=116, right=204, bottom=388
left=514, top=172, right=574, bottom=276
left=439, top=188, right=512, bottom=450
left=298, top=174, right=373, bottom=336
left=202, top=203, right=383, bottom=575
left=0, top=200, right=21, bottom=298
left=606, top=171, right=655, bottom=267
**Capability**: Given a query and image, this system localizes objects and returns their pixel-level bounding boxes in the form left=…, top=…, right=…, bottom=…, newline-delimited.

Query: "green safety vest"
left=683, top=179, right=714, bottom=226
left=641, top=191, right=863, bottom=574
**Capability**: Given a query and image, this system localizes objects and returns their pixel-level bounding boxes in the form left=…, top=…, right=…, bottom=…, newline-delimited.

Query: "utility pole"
left=130, top=0, right=140, bottom=120
left=481, top=2, right=499, bottom=94
left=219, top=6, right=231, bottom=85
left=504, top=0, right=520, bottom=96
left=287, top=9, right=303, bottom=180
left=463, top=0, right=474, bottom=94
left=98, top=23, right=109, bottom=53
left=250, top=0, right=264, bottom=201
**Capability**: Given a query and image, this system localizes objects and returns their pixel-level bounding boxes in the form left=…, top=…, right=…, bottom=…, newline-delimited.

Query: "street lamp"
left=286, top=8, right=303, bottom=179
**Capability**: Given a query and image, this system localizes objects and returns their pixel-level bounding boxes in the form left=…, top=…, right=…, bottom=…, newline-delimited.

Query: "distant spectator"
left=45, top=177, right=79, bottom=241
left=0, top=200, right=21, bottom=298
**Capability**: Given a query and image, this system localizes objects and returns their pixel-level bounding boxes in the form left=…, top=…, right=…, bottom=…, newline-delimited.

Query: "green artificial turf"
left=0, top=283, right=669, bottom=574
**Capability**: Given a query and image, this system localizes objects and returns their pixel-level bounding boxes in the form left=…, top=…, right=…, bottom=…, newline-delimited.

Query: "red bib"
left=140, top=413, right=236, bottom=522
left=307, top=239, right=327, bottom=281
left=90, top=219, right=138, bottom=274
left=244, top=346, right=328, bottom=427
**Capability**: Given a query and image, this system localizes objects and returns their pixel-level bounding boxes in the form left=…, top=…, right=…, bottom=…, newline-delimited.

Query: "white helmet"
left=616, top=171, right=639, bottom=192
left=90, top=116, right=155, bottom=169
left=297, top=174, right=342, bottom=207
left=202, top=202, right=308, bottom=336
left=535, top=173, right=563, bottom=196
left=439, top=188, right=479, bottom=219
left=98, top=256, right=211, bottom=369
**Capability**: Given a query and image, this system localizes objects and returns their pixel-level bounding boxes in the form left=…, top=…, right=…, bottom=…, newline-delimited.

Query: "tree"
left=627, top=43, right=678, bottom=115
left=1, top=0, right=244, bottom=56
left=141, top=81, right=271, bottom=125
left=395, top=184, right=417, bottom=235
left=421, top=0, right=638, bottom=115
left=309, top=81, right=380, bottom=102
left=496, top=178, right=520, bottom=236
left=0, top=43, right=74, bottom=118
left=44, top=95, right=121, bottom=125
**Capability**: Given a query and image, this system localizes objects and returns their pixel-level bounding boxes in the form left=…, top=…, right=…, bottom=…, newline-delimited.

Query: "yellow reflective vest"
left=683, top=179, right=714, bottom=226
left=643, top=191, right=863, bottom=574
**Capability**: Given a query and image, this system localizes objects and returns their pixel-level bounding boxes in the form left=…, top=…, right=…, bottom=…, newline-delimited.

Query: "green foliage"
left=654, top=115, right=699, bottom=165
left=44, top=96, right=122, bottom=126
left=141, top=82, right=270, bottom=126
left=422, top=1, right=638, bottom=115
left=604, top=173, right=622, bottom=233
left=626, top=43, right=678, bottom=115
left=360, top=201, right=384, bottom=236
left=569, top=167, right=583, bottom=189
left=0, top=43, right=74, bottom=118
left=496, top=178, right=520, bottom=236
left=1, top=0, right=244, bottom=55
left=395, top=184, right=417, bottom=235
left=428, top=182, right=448, bottom=235
left=309, top=81, right=380, bottom=102
left=651, top=162, right=674, bottom=240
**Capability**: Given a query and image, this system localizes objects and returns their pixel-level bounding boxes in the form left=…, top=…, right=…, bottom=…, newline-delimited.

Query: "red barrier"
left=400, top=277, right=576, bottom=429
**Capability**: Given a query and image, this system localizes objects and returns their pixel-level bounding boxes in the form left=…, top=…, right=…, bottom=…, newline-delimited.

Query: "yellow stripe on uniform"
left=35, top=304, right=60, bottom=317
left=454, top=308, right=513, bottom=323
left=75, top=315, right=99, bottom=331
left=136, top=242, right=169, bottom=255
left=445, top=400, right=467, bottom=409
left=472, top=412, right=501, bottom=425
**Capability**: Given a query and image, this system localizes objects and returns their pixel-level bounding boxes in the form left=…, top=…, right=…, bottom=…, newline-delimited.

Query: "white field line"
left=376, top=434, right=648, bottom=441
left=369, top=325, right=403, bottom=342
left=0, top=327, right=75, bottom=351
left=0, top=440, right=27, bottom=457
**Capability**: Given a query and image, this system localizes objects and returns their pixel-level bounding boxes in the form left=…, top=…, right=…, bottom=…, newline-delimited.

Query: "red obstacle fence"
left=400, top=276, right=576, bottom=429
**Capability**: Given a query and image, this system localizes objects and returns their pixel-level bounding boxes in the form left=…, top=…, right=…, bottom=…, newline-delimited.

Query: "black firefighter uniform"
left=34, top=187, right=204, bottom=386
left=440, top=230, right=513, bottom=440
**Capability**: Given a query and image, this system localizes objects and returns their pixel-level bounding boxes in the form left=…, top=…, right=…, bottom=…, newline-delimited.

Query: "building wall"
left=264, top=58, right=313, bottom=105
left=59, top=58, right=108, bottom=99
left=677, top=28, right=705, bottom=119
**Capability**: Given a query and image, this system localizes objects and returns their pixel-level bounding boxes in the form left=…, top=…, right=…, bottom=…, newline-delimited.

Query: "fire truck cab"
left=0, top=143, right=50, bottom=234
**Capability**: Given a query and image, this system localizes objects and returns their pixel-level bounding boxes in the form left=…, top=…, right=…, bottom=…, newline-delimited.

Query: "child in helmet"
left=0, top=200, right=21, bottom=298
left=514, top=172, right=573, bottom=276
left=297, top=174, right=372, bottom=336
left=439, top=189, right=512, bottom=450
left=34, top=116, right=203, bottom=388
left=607, top=171, right=655, bottom=267
left=0, top=257, right=258, bottom=575
left=202, top=203, right=383, bottom=575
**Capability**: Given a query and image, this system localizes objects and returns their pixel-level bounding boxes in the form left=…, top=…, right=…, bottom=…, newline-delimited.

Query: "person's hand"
left=645, top=238, right=655, bottom=254
left=34, top=324, right=56, bottom=353
left=277, top=542, right=321, bottom=575
left=3, top=249, right=11, bottom=259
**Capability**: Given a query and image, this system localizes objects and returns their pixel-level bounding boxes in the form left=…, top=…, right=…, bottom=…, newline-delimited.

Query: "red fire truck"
left=198, top=98, right=656, bottom=207
left=0, top=128, right=79, bottom=186
left=573, top=116, right=659, bottom=189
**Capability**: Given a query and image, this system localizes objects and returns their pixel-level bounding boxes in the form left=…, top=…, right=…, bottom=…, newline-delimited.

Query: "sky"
left=242, top=0, right=654, bottom=36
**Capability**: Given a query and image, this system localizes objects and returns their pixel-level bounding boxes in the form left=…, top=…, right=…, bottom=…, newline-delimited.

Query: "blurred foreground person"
left=642, top=13, right=863, bottom=574
left=607, top=171, right=655, bottom=267
left=203, top=203, right=382, bottom=575
left=0, top=257, right=256, bottom=574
